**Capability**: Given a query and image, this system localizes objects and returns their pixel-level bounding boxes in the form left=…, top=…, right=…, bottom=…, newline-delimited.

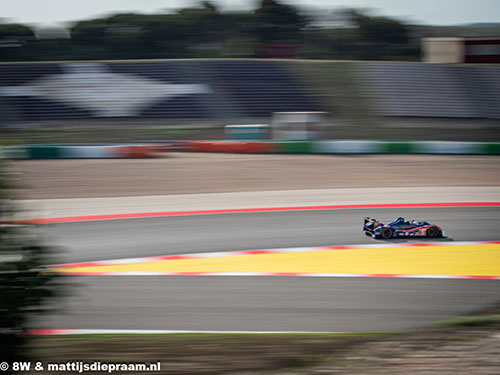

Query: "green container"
left=27, top=145, right=61, bottom=159
left=385, top=142, right=413, bottom=154
left=275, top=141, right=312, bottom=153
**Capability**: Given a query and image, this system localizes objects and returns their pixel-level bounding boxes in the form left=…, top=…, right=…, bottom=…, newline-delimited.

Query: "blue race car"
left=363, top=217, right=445, bottom=239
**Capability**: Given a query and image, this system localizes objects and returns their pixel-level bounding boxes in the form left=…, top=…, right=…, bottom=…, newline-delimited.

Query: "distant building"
left=422, top=37, right=500, bottom=63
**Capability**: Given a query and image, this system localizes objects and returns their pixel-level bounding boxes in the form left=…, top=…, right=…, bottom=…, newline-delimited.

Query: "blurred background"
left=0, top=0, right=499, bottom=142
left=1, top=1, right=500, bottom=374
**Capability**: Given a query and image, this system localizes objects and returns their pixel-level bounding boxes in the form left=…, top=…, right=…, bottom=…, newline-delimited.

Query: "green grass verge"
left=437, top=315, right=500, bottom=328
left=27, top=331, right=390, bottom=375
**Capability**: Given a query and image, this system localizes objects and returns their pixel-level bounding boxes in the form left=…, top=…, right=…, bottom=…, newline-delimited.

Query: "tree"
left=254, top=0, right=307, bottom=43
left=71, top=19, right=108, bottom=45
left=0, top=23, right=36, bottom=60
left=0, top=164, right=66, bottom=363
left=0, top=23, right=34, bottom=40
left=348, top=9, right=409, bottom=45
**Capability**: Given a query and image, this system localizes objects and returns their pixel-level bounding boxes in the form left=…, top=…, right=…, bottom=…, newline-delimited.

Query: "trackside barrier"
left=314, top=141, right=499, bottom=154
left=487, top=143, right=500, bottom=154
left=313, top=141, right=383, bottom=154
left=386, top=142, right=413, bottom=154
left=116, top=145, right=157, bottom=158
left=3, top=141, right=500, bottom=158
left=185, top=141, right=210, bottom=152
left=27, top=145, right=61, bottom=159
left=1, top=146, right=28, bottom=159
left=2, top=145, right=160, bottom=159
left=58, top=146, right=119, bottom=158
left=411, top=141, right=484, bottom=154
left=184, top=141, right=500, bottom=155
left=274, top=141, right=313, bottom=153
left=186, top=141, right=274, bottom=153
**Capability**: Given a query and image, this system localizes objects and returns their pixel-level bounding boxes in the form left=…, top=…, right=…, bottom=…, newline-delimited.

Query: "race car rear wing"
left=363, top=217, right=380, bottom=235
left=364, top=217, right=379, bottom=226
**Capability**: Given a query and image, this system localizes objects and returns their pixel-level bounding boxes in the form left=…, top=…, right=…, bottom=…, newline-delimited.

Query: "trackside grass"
left=25, top=304, right=500, bottom=375
left=437, top=315, right=500, bottom=328
left=27, top=333, right=385, bottom=375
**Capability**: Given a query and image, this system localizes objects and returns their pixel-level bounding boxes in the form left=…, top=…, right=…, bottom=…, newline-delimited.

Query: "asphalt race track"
left=37, top=277, right=500, bottom=332
left=44, top=207, right=500, bottom=263
left=36, top=207, right=500, bottom=332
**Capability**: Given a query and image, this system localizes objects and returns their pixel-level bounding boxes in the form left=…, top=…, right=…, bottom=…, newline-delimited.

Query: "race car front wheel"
left=380, top=227, right=393, bottom=239
left=427, top=226, right=439, bottom=238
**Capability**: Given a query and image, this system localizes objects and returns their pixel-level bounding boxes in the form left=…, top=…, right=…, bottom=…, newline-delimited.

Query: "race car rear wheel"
left=380, top=227, right=393, bottom=239
left=427, top=226, right=439, bottom=238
